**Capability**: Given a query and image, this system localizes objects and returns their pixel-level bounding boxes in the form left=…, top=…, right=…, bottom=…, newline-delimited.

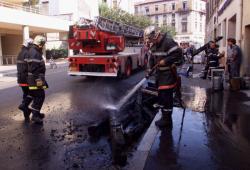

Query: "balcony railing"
left=3, top=55, right=17, bottom=65
left=177, top=7, right=190, bottom=13
left=0, top=0, right=47, bottom=15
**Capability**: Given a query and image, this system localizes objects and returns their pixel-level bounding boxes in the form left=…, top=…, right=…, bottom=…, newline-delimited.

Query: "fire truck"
left=68, top=17, right=146, bottom=78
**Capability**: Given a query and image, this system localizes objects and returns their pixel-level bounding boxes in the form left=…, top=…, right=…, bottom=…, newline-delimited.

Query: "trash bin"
left=230, top=77, right=241, bottom=91
left=212, top=76, right=223, bottom=91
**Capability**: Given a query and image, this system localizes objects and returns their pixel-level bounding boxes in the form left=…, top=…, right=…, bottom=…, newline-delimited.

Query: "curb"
left=127, top=111, right=161, bottom=170
left=0, top=61, right=67, bottom=77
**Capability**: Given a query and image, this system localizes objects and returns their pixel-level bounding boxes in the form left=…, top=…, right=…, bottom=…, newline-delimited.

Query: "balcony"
left=0, top=0, right=47, bottom=15
left=176, top=7, right=190, bottom=14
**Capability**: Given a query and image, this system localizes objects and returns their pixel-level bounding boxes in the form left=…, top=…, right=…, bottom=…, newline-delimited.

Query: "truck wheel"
left=117, top=66, right=123, bottom=79
left=125, top=59, right=132, bottom=77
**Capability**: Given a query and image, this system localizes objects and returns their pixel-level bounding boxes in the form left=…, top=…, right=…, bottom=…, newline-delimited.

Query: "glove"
left=35, top=79, right=43, bottom=87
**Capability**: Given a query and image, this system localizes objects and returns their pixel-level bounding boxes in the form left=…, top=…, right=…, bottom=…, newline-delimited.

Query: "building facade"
left=0, top=0, right=69, bottom=65
left=206, top=0, right=250, bottom=75
left=48, top=0, right=99, bottom=21
left=134, top=0, right=206, bottom=46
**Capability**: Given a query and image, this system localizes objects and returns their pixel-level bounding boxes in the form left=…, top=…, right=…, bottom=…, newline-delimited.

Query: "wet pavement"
left=143, top=66, right=250, bottom=170
left=0, top=65, right=144, bottom=170
left=1, top=64, right=250, bottom=170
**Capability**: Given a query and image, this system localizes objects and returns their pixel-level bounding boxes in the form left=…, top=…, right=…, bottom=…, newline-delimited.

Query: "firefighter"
left=144, top=26, right=183, bottom=129
left=17, top=38, right=33, bottom=121
left=202, top=41, right=222, bottom=79
left=27, top=35, right=47, bottom=124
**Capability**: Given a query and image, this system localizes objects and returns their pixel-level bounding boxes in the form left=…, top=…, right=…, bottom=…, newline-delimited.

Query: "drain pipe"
left=239, top=0, right=243, bottom=48
left=239, top=0, right=244, bottom=76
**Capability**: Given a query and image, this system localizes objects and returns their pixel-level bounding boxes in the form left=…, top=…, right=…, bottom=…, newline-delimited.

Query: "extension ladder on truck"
left=95, top=16, right=143, bottom=38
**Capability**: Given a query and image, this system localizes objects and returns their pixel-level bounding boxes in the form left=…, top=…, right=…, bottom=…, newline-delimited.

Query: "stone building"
left=134, top=0, right=206, bottom=46
left=206, top=0, right=250, bottom=75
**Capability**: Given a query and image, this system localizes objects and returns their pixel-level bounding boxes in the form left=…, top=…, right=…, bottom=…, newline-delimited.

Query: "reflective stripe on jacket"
left=150, top=33, right=183, bottom=89
left=16, top=46, right=29, bottom=84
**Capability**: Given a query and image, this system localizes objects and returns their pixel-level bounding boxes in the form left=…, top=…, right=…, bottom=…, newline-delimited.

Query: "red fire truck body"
left=68, top=17, right=146, bottom=77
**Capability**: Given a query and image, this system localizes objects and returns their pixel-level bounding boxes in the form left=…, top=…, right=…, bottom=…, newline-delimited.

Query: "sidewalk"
left=0, top=58, right=68, bottom=77
left=128, top=65, right=250, bottom=170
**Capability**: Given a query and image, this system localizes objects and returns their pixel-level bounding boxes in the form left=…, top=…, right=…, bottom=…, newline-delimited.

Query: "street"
left=0, top=64, right=144, bottom=170
left=0, top=65, right=250, bottom=170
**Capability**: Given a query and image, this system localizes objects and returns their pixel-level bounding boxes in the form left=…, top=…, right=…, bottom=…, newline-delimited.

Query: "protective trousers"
left=155, top=88, right=174, bottom=128
left=20, top=86, right=33, bottom=107
left=29, top=89, right=45, bottom=115
left=158, top=88, right=174, bottom=114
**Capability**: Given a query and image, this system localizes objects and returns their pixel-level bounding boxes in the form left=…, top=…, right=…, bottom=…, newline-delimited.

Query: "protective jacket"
left=150, top=34, right=183, bottom=90
left=206, top=48, right=219, bottom=68
left=27, top=45, right=48, bottom=90
left=17, top=46, right=29, bottom=86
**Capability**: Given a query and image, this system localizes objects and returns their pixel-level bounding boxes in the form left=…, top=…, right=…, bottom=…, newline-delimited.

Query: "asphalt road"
left=0, top=65, right=145, bottom=170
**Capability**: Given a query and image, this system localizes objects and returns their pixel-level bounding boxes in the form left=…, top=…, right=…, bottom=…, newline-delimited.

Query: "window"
left=172, top=13, right=175, bottom=21
left=163, top=14, right=167, bottom=25
left=135, top=7, right=138, bottom=14
left=172, top=3, right=175, bottom=10
left=155, top=15, right=159, bottom=23
left=183, top=1, right=187, bottom=10
left=163, top=4, right=166, bottom=12
left=182, top=22, right=187, bottom=32
left=155, top=5, right=158, bottom=12
left=171, top=22, right=175, bottom=28
left=200, top=23, right=202, bottom=32
left=145, top=7, right=149, bottom=14
left=181, top=16, right=188, bottom=32
left=195, top=22, right=197, bottom=30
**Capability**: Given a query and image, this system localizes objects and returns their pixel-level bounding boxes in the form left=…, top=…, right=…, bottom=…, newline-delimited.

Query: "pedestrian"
left=27, top=35, right=47, bottom=124
left=144, top=26, right=183, bottom=129
left=17, top=38, right=33, bottom=121
left=227, top=38, right=242, bottom=79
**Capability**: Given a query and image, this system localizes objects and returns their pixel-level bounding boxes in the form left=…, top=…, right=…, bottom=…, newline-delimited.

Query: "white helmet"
left=23, top=38, right=33, bottom=47
left=33, top=35, right=46, bottom=47
left=144, top=25, right=160, bottom=41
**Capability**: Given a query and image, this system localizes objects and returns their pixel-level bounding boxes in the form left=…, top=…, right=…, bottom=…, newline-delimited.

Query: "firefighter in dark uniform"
left=202, top=41, right=222, bottom=79
left=27, top=35, right=47, bottom=124
left=144, top=26, right=183, bottom=128
left=17, top=38, right=33, bottom=121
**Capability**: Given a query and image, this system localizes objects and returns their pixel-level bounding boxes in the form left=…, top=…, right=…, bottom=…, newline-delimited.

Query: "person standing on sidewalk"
left=227, top=38, right=242, bottom=79
left=27, top=35, right=47, bottom=124
left=17, top=38, right=33, bottom=121
left=144, top=26, right=183, bottom=129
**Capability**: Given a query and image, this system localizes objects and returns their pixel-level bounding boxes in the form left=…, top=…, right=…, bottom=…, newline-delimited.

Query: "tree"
left=99, top=3, right=151, bottom=29
left=23, top=0, right=39, bottom=6
left=159, top=25, right=176, bottom=38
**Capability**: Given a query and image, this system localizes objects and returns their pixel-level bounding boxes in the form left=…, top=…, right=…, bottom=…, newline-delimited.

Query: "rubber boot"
left=18, top=104, right=31, bottom=121
left=155, top=111, right=173, bottom=129
left=31, top=110, right=43, bottom=124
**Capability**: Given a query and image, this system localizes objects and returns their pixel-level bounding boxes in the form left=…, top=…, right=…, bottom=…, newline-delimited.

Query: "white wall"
left=0, top=6, right=69, bottom=31
left=49, top=0, right=98, bottom=21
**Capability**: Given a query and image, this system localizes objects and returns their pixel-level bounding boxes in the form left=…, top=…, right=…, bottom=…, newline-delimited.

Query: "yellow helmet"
left=33, top=35, right=46, bottom=47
